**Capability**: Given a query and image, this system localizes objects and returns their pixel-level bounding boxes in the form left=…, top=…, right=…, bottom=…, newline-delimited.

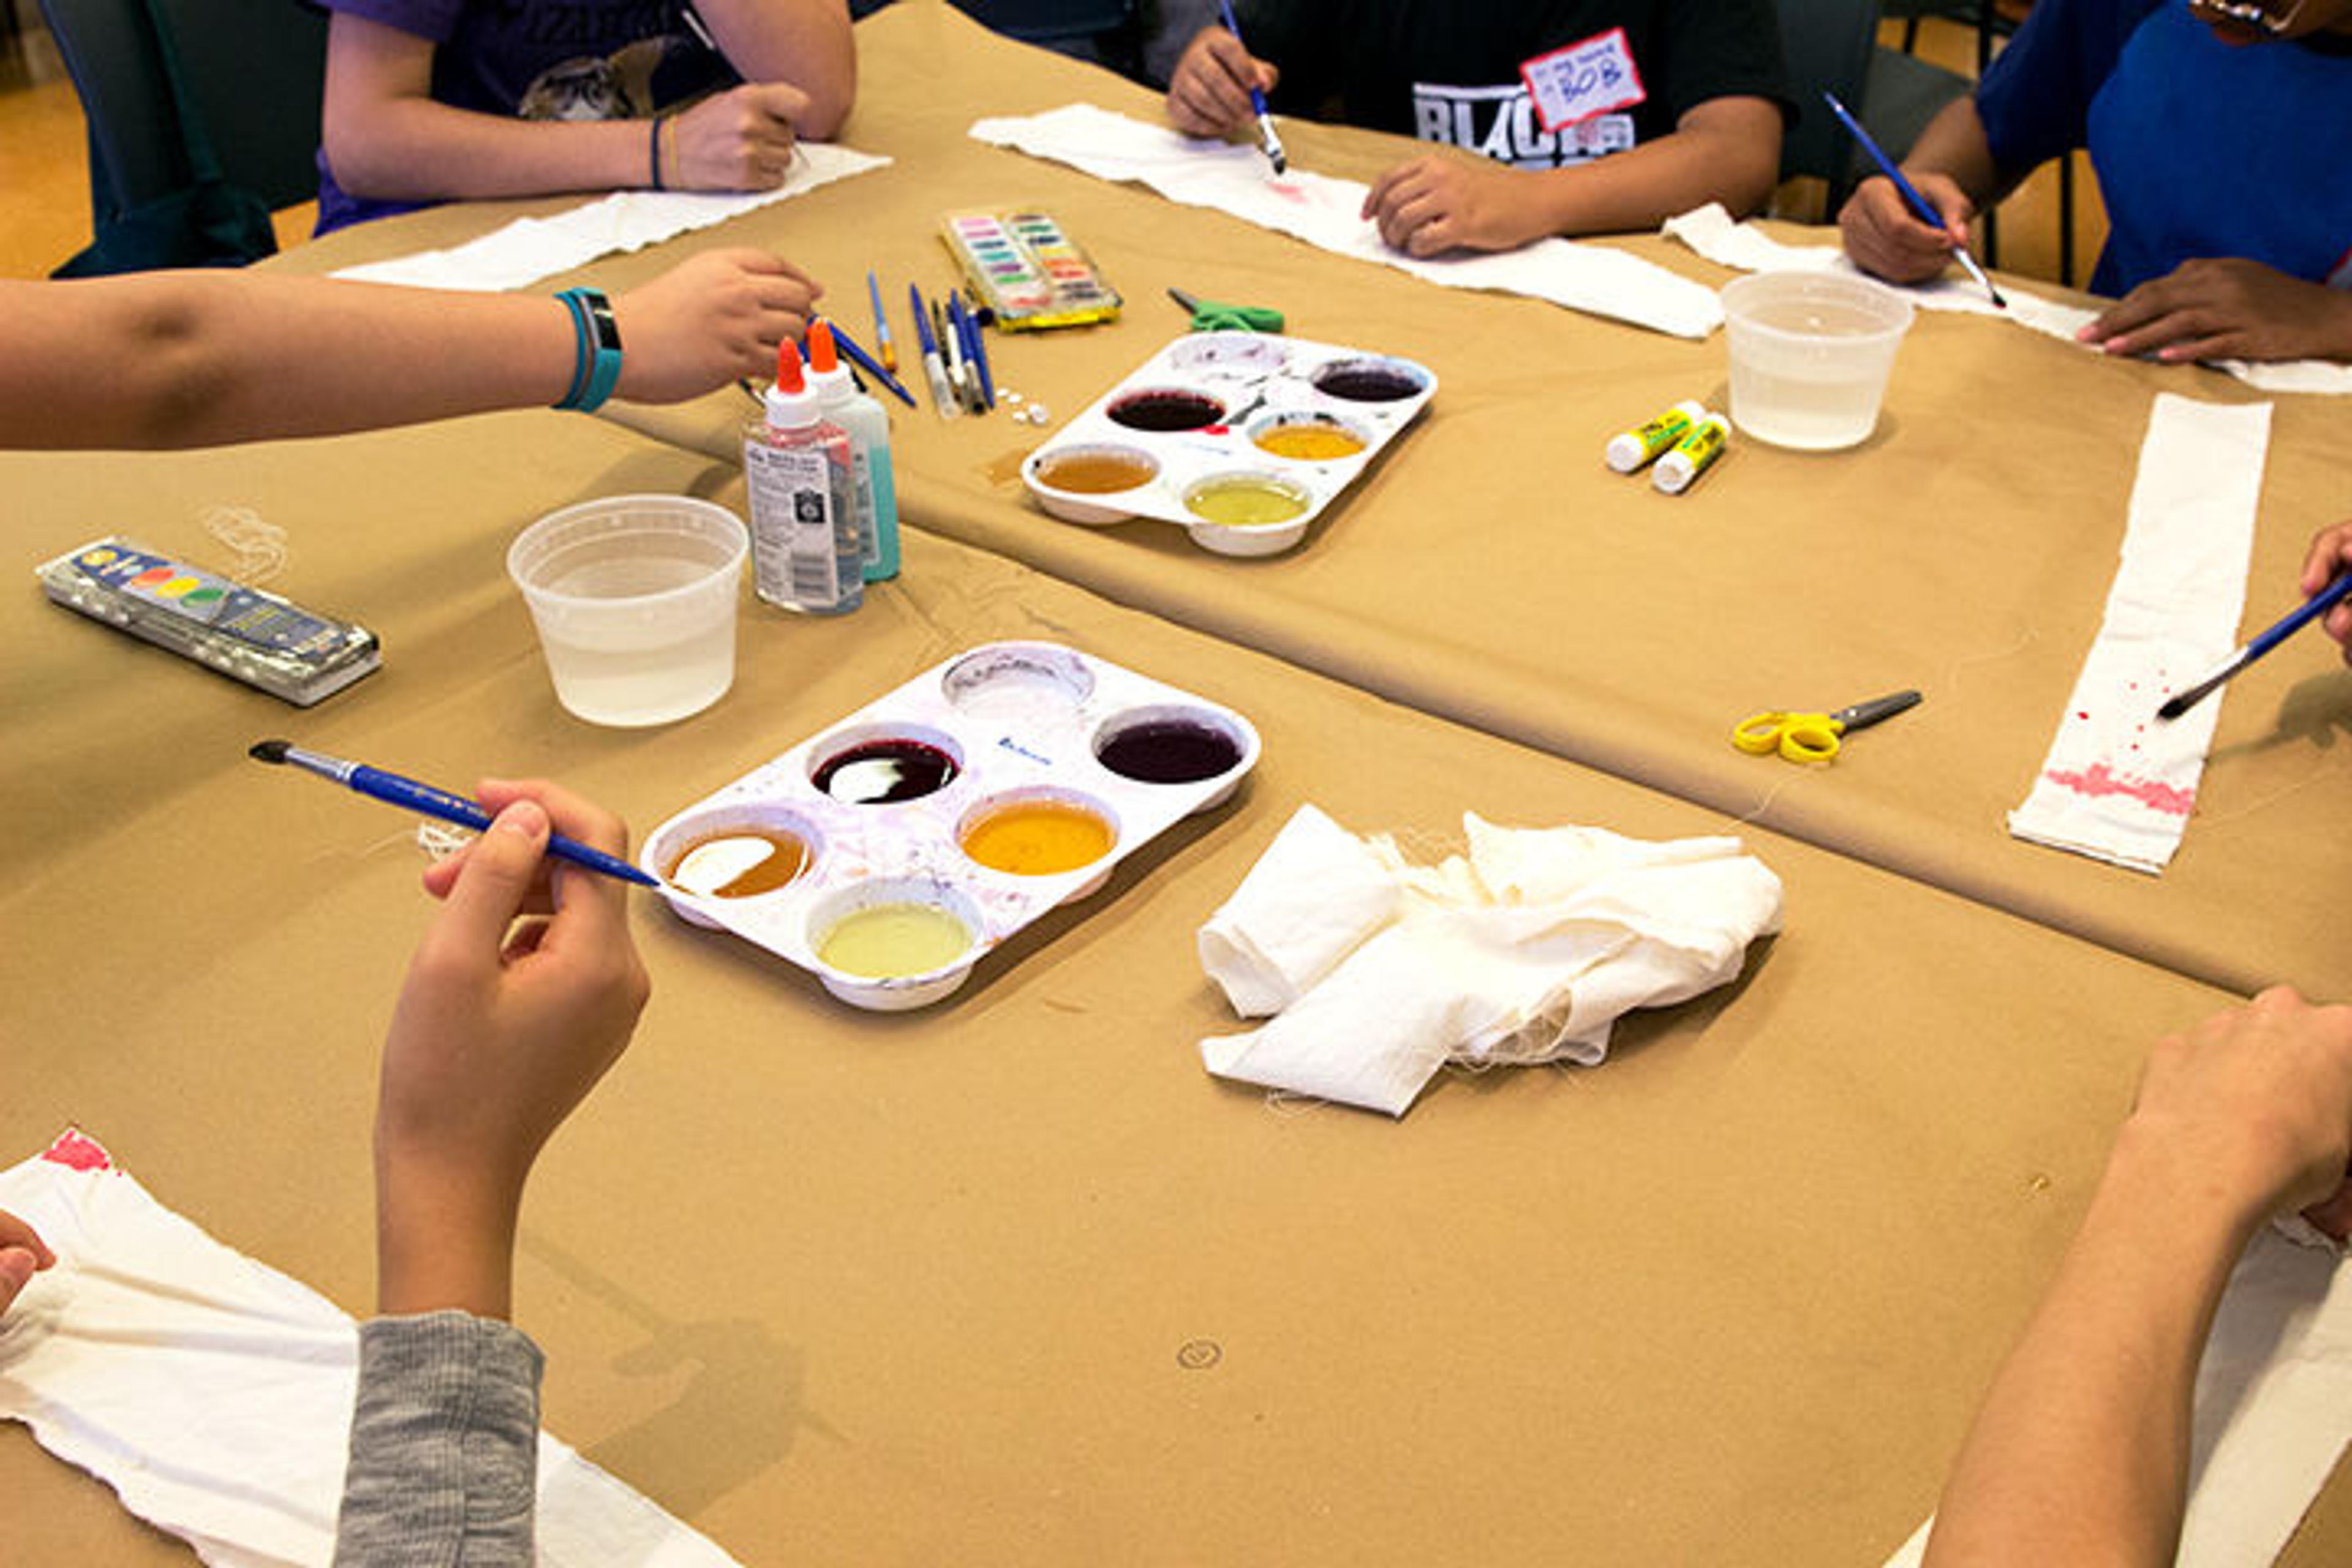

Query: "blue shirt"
left=1974, top=0, right=2352, bottom=296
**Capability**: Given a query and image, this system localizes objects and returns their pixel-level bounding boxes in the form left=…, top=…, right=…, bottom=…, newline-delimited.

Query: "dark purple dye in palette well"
left=1313, top=364, right=1423, bottom=402
left=814, top=739, right=959, bottom=803
left=1096, top=721, right=1242, bottom=784
left=1108, top=390, right=1225, bottom=432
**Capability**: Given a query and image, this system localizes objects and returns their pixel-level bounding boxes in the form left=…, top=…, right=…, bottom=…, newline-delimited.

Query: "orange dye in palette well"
left=664, top=827, right=810, bottom=898
left=960, top=800, right=1115, bottom=876
left=1036, top=450, right=1158, bottom=493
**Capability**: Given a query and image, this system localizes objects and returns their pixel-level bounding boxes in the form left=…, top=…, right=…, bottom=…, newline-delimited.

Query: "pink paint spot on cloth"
left=2042, top=762, right=2196, bottom=816
left=1268, top=182, right=1308, bottom=203
left=42, top=1128, right=114, bottom=1172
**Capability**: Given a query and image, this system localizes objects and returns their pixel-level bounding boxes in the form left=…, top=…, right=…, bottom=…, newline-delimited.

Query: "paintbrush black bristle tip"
left=249, top=738, right=292, bottom=763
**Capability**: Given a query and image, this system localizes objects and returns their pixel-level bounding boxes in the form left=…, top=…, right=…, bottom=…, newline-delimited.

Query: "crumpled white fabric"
left=1662, top=202, right=2352, bottom=398
left=1880, top=1221, right=2352, bottom=1568
left=970, top=105, right=1724, bottom=339
left=1197, top=809, right=1783, bottom=1115
left=0, top=1132, right=741, bottom=1568
left=330, top=143, right=891, bottom=293
left=2006, top=394, right=2270, bottom=874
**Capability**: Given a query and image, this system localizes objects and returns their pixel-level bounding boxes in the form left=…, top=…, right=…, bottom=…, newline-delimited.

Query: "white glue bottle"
left=745, top=339, right=861, bottom=615
left=805, top=320, right=901, bottom=582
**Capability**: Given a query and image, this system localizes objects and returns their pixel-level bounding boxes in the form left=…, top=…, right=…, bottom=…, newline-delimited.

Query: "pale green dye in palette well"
left=1183, top=478, right=1308, bottom=527
left=816, top=902, right=973, bottom=978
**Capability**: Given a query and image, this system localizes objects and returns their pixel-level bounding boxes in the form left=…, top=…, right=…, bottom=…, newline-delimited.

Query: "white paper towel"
left=2007, top=394, right=2271, bottom=874
left=1198, top=812, right=1782, bottom=1115
left=970, top=105, right=1724, bottom=339
left=331, top=143, right=891, bottom=293
left=0, top=1130, right=741, bottom=1568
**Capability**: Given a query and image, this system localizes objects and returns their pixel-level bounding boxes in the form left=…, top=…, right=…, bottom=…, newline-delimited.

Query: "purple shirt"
left=314, top=0, right=737, bottom=233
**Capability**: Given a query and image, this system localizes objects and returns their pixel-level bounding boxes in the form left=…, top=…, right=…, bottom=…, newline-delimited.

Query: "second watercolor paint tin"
left=641, top=641, right=1261, bottom=1009
left=1020, top=331, right=1437, bottom=556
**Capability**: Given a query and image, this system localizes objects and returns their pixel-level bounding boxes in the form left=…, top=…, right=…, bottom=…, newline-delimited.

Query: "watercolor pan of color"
left=641, top=642, right=1261, bottom=1010
left=1020, top=331, right=1436, bottom=556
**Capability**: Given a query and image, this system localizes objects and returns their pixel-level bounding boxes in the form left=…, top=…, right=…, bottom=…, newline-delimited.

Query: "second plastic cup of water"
left=507, top=494, right=748, bottom=727
left=1722, top=272, right=1915, bottom=451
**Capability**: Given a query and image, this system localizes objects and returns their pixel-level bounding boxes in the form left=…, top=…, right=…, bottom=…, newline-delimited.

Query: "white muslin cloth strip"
left=330, top=143, right=891, bottom=292
left=1197, top=810, right=1782, bottom=1115
left=2006, top=394, right=2271, bottom=874
left=1197, top=802, right=1400, bottom=1016
left=1879, top=1224, right=2352, bottom=1568
left=1661, top=203, right=2352, bottom=398
left=968, top=105, right=1723, bottom=339
left=0, top=1133, right=741, bottom=1568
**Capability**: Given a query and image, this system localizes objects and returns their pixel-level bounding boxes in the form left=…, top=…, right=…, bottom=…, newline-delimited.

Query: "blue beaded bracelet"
left=552, top=287, right=623, bottom=413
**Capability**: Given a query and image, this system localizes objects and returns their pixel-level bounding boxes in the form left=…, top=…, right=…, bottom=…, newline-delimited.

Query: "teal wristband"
left=552, top=287, right=623, bottom=413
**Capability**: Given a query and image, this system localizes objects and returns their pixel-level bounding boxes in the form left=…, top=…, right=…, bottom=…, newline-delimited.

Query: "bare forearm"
left=1924, top=1125, right=2259, bottom=1568
left=374, top=1149, right=527, bottom=1321
left=2, top=275, right=579, bottom=448
left=325, top=96, right=647, bottom=203
left=1902, top=96, right=2007, bottom=212
left=693, top=0, right=856, bottom=136
left=1528, top=136, right=1774, bottom=234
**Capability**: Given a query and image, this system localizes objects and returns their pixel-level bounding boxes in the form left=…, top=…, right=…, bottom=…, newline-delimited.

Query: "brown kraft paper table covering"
left=268, top=1, right=2350, bottom=1000
left=4, top=415, right=2348, bottom=1564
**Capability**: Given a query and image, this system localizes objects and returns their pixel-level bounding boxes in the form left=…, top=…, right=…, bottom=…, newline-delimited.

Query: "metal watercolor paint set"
left=1020, top=331, right=1438, bottom=557
left=641, top=642, right=1260, bottom=1010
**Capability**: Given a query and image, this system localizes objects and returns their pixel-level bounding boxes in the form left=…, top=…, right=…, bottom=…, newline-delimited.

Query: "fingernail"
left=497, top=799, right=549, bottom=838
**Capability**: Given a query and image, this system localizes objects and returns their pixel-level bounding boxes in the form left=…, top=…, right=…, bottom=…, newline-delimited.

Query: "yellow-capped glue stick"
left=1605, top=398, right=1708, bottom=473
left=1653, top=412, right=1728, bottom=496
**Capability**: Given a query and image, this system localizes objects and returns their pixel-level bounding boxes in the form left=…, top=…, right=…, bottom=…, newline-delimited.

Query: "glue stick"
left=1605, top=399, right=1707, bottom=473
left=745, top=341, right=861, bottom=614
left=807, top=321, right=902, bottom=582
left=1651, top=412, right=1728, bottom=496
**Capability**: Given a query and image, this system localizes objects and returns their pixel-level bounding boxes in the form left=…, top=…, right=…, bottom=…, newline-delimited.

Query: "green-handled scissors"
left=1168, top=287, right=1285, bottom=333
left=1732, top=690, right=1921, bottom=764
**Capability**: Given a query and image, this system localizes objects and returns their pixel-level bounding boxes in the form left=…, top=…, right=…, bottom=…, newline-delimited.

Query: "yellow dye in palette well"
left=1253, top=423, right=1365, bottom=461
left=960, top=800, right=1115, bottom=876
left=1184, top=479, right=1308, bottom=528
left=816, top=902, right=973, bottom=978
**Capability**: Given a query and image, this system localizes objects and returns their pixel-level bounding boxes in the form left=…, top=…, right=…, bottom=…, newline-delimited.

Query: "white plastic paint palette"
left=643, top=641, right=1261, bottom=1009
left=1020, top=331, right=1437, bottom=556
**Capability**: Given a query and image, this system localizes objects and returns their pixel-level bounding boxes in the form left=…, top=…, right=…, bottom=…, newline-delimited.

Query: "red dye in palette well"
left=2041, top=762, right=2195, bottom=817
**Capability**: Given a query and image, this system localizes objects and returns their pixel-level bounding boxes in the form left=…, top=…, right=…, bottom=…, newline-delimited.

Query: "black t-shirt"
left=1236, top=0, right=1790, bottom=170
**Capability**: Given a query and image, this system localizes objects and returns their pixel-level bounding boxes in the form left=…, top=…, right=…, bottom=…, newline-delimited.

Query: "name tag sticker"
left=1520, top=29, right=1646, bottom=134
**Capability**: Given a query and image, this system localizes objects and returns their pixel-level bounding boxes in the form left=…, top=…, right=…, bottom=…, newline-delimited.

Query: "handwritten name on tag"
left=1520, top=29, right=1647, bottom=134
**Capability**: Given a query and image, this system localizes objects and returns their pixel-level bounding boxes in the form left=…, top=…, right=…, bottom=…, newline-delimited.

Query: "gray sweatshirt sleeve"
left=333, top=1310, right=546, bottom=1567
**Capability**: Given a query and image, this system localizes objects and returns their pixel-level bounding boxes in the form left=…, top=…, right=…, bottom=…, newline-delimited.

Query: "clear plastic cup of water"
left=508, top=495, right=748, bottom=727
left=1722, top=271, right=1915, bottom=451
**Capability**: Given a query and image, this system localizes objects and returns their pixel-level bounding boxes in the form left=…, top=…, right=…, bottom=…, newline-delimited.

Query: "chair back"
left=1774, top=0, right=1883, bottom=187
left=39, top=0, right=325, bottom=222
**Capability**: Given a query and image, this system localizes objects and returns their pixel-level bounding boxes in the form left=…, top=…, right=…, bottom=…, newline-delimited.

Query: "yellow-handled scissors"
left=1732, top=690, right=1921, bottom=764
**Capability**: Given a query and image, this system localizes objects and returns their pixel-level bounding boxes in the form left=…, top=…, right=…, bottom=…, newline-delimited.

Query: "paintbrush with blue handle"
left=1215, top=0, right=1287, bottom=175
left=1822, top=91, right=2004, bottom=310
left=2157, top=570, right=2352, bottom=720
left=249, top=739, right=657, bottom=886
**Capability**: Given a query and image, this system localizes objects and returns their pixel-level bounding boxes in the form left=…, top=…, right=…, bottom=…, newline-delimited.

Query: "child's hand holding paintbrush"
left=1166, top=11, right=1285, bottom=172
left=2304, top=518, right=2352, bottom=669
